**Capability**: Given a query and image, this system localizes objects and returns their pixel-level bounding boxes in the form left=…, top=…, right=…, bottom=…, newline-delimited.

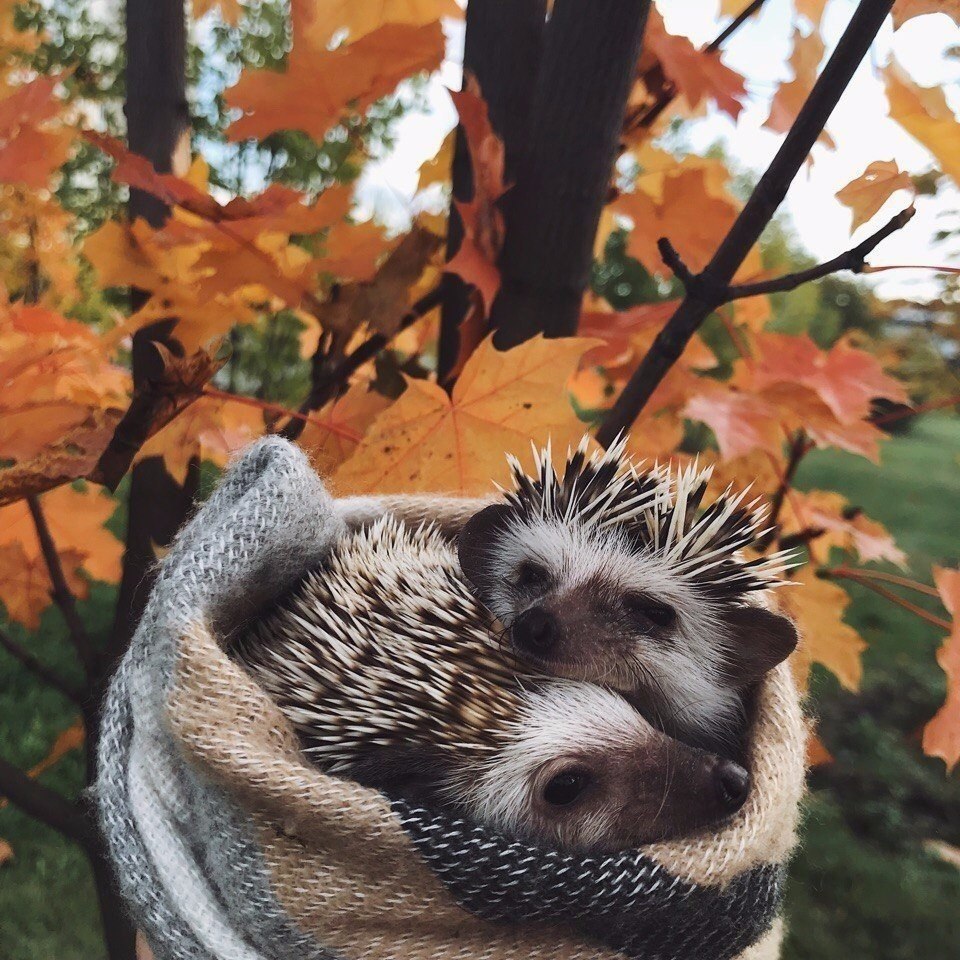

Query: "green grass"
left=1, top=415, right=959, bottom=959
left=783, top=412, right=960, bottom=960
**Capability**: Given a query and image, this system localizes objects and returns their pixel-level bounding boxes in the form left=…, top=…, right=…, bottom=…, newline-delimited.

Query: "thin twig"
left=757, top=430, right=809, bottom=550
left=597, top=0, right=897, bottom=448
left=657, top=206, right=915, bottom=305
left=281, top=285, right=443, bottom=441
left=26, top=496, right=99, bottom=682
left=624, top=0, right=770, bottom=134
left=872, top=394, right=960, bottom=425
left=862, top=263, right=960, bottom=275
left=0, top=627, right=82, bottom=704
left=705, top=0, right=767, bottom=52
left=0, top=754, right=95, bottom=848
left=829, top=566, right=941, bottom=599
left=825, top=568, right=951, bottom=631
left=201, top=387, right=361, bottom=443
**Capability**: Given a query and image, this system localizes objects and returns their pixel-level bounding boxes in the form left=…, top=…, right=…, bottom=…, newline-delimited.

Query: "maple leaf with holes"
left=836, top=160, right=915, bottom=233
left=923, top=567, right=960, bottom=770
left=333, top=335, right=597, bottom=495
left=227, top=21, right=444, bottom=142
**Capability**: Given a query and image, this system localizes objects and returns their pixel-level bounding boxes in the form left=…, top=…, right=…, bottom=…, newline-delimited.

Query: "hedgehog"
left=233, top=516, right=750, bottom=853
left=455, top=436, right=800, bottom=756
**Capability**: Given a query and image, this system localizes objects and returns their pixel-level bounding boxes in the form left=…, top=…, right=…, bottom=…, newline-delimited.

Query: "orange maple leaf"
left=227, top=21, right=444, bottom=142
left=642, top=8, right=746, bottom=120
left=0, top=484, right=122, bottom=593
left=298, top=383, right=392, bottom=477
left=683, top=381, right=782, bottom=461
left=333, top=335, right=597, bottom=495
left=764, top=29, right=835, bottom=151
left=892, top=0, right=960, bottom=29
left=836, top=160, right=914, bottom=233
left=752, top=333, right=908, bottom=426
left=923, top=567, right=960, bottom=770
left=299, top=0, right=461, bottom=47
left=613, top=167, right=741, bottom=274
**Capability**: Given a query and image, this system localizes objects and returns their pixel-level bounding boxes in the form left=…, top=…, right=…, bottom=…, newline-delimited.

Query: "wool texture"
left=96, top=437, right=806, bottom=960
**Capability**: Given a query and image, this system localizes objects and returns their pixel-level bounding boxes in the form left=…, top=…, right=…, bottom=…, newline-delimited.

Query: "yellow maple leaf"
left=885, top=60, right=960, bottom=185
left=778, top=567, right=867, bottom=692
left=835, top=159, right=914, bottom=233
left=333, top=335, right=597, bottom=495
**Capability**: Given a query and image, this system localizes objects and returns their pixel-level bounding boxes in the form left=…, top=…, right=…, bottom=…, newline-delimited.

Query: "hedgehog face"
left=459, top=507, right=798, bottom=752
left=461, top=682, right=751, bottom=852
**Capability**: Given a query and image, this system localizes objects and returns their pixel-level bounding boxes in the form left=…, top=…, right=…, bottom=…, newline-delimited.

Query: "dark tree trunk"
left=110, top=0, right=194, bottom=664
left=97, top=4, right=191, bottom=954
left=490, top=0, right=652, bottom=349
left=437, top=0, right=548, bottom=381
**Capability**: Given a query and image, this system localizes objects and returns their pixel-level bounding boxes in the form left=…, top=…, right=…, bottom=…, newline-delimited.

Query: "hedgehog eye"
left=543, top=769, right=591, bottom=807
left=624, top=593, right=677, bottom=630
left=514, top=561, right=551, bottom=595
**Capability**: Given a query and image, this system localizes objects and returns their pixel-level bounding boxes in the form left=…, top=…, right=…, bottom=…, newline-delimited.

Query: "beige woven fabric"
left=169, top=622, right=621, bottom=960
left=168, top=614, right=804, bottom=960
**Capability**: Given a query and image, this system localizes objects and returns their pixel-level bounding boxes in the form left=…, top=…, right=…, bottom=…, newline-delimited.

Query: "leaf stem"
left=825, top=568, right=951, bottom=631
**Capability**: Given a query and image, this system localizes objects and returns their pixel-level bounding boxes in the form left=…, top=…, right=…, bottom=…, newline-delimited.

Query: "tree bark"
left=111, top=0, right=193, bottom=665
left=437, top=0, right=547, bottom=381
left=490, top=0, right=652, bottom=349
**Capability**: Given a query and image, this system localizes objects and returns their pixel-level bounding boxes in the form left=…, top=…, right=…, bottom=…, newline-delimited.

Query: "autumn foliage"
left=1, top=2, right=960, bottom=951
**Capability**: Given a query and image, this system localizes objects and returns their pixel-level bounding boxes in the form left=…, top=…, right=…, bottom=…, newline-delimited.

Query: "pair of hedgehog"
left=236, top=438, right=798, bottom=854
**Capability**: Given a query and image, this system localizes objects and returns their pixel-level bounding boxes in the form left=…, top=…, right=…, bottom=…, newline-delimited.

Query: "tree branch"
left=0, top=754, right=96, bottom=848
left=757, top=431, right=810, bottom=550
left=27, top=496, right=99, bottom=682
left=0, top=627, right=82, bottom=704
left=705, top=0, right=768, bottom=53
left=281, top=286, right=443, bottom=441
left=597, top=0, right=897, bottom=448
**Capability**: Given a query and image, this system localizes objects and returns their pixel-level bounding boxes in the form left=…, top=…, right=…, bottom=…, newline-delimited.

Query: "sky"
left=354, top=0, right=960, bottom=303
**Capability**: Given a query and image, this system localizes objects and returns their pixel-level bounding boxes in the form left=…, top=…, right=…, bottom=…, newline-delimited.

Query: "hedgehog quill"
left=457, top=437, right=800, bottom=755
left=234, top=517, right=750, bottom=853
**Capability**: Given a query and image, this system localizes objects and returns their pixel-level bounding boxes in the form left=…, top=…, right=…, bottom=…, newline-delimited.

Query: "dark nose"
left=713, top=760, right=750, bottom=812
left=512, top=607, right=559, bottom=657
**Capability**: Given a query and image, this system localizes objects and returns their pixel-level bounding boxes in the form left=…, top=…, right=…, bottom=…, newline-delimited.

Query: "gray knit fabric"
left=96, top=437, right=346, bottom=960
left=95, top=437, right=795, bottom=960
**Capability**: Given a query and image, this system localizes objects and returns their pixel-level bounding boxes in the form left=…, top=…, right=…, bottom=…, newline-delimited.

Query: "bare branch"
left=597, top=0, right=897, bottom=448
left=0, top=627, right=82, bottom=703
left=705, top=0, right=768, bottom=53
left=26, top=496, right=99, bottom=681
left=0, top=753, right=95, bottom=848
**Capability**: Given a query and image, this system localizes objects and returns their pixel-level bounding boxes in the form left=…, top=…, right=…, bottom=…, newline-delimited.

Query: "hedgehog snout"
left=511, top=606, right=560, bottom=656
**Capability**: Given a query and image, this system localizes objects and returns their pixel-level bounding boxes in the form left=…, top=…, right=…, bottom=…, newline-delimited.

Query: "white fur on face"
left=481, top=515, right=744, bottom=745
left=453, top=681, right=654, bottom=848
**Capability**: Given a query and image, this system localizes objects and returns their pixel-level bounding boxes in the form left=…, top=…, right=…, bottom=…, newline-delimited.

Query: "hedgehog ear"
left=720, top=606, right=799, bottom=685
left=458, top=504, right=515, bottom=601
